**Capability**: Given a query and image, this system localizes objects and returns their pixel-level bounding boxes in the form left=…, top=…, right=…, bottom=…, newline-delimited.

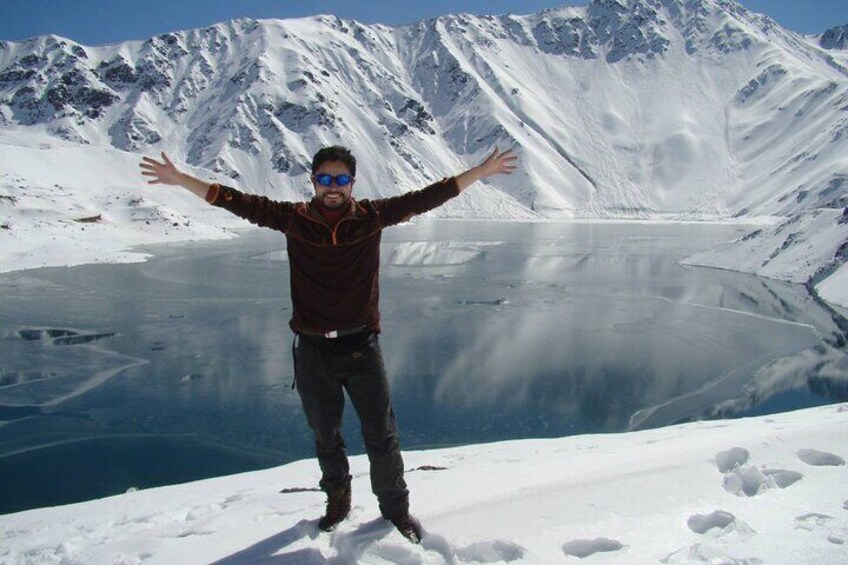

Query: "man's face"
left=312, top=160, right=355, bottom=210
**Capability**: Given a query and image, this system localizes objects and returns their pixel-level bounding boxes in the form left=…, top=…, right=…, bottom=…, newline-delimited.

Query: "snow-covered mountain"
left=1, top=0, right=846, bottom=217
left=0, top=0, right=846, bottom=301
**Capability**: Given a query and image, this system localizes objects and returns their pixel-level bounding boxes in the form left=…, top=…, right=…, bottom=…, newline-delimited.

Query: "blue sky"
left=2, top=0, right=847, bottom=46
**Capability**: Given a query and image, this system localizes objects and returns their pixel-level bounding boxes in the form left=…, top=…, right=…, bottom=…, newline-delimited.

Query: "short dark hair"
left=311, top=146, right=356, bottom=177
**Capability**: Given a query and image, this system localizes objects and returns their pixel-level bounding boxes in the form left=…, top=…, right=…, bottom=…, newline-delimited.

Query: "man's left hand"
left=455, top=146, right=519, bottom=192
left=478, top=147, right=518, bottom=179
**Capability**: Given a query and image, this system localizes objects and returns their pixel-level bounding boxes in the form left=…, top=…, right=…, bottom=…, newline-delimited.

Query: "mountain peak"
left=821, top=24, right=848, bottom=50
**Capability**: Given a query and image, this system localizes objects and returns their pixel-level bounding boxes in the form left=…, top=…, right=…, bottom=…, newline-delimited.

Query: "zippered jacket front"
left=206, top=177, right=460, bottom=334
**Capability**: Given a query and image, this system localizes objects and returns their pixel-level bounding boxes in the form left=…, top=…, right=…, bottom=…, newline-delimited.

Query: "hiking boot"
left=318, top=484, right=351, bottom=532
left=390, top=513, right=423, bottom=544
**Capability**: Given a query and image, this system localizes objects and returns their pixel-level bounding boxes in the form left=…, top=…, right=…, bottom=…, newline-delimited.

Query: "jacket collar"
left=299, top=197, right=367, bottom=224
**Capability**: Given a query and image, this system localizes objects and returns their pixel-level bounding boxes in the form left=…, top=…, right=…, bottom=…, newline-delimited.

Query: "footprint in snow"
left=715, top=447, right=749, bottom=473
left=794, top=513, right=847, bottom=545
left=562, top=538, right=624, bottom=559
left=796, top=448, right=845, bottom=467
left=455, top=539, right=525, bottom=562
left=368, top=539, right=420, bottom=563
left=328, top=517, right=393, bottom=563
left=222, top=494, right=246, bottom=507
left=715, top=448, right=802, bottom=497
left=661, top=543, right=762, bottom=565
left=795, top=513, right=834, bottom=531
left=687, top=510, right=755, bottom=539
left=421, top=534, right=524, bottom=563
left=721, top=465, right=803, bottom=497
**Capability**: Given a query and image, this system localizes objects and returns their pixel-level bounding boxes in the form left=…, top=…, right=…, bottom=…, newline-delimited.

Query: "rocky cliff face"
left=821, top=24, right=848, bottom=50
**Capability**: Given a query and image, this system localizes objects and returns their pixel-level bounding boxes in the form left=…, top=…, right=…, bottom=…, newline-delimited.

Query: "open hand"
left=139, top=152, right=182, bottom=185
left=477, top=147, right=518, bottom=179
left=455, top=146, right=520, bottom=192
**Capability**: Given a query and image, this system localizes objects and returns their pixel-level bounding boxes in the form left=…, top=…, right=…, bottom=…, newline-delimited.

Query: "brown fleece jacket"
left=206, top=177, right=460, bottom=335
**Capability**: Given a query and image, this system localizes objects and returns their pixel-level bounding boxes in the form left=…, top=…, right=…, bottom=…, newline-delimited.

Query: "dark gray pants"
left=294, top=330, right=409, bottom=519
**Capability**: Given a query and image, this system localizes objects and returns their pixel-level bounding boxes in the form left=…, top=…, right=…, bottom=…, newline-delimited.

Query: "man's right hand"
left=139, top=152, right=183, bottom=185
left=139, top=153, right=213, bottom=199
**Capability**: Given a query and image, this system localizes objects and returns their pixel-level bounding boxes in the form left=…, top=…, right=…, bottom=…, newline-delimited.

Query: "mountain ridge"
left=0, top=0, right=845, bottom=217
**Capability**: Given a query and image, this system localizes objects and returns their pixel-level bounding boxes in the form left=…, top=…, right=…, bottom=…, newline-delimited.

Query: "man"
left=139, top=145, right=517, bottom=543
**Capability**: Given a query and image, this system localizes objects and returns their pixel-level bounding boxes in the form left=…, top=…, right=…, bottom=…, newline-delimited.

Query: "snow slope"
left=0, top=129, right=237, bottom=272
left=682, top=208, right=848, bottom=308
left=1, top=404, right=846, bottom=564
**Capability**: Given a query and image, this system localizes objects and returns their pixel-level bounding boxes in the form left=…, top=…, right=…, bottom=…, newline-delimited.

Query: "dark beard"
left=318, top=194, right=348, bottom=210
left=315, top=196, right=350, bottom=213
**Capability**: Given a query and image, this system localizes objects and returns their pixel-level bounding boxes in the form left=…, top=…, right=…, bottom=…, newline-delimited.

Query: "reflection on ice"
left=383, top=241, right=501, bottom=266
left=53, top=332, right=117, bottom=346
left=380, top=222, right=848, bottom=436
left=0, top=370, right=58, bottom=387
left=628, top=278, right=848, bottom=429
left=15, top=327, right=117, bottom=346
left=692, top=341, right=848, bottom=422
left=18, top=328, right=76, bottom=340
left=0, top=326, right=146, bottom=413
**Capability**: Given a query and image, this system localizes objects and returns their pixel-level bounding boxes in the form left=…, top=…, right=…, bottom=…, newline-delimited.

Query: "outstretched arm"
left=455, top=147, right=518, bottom=193
left=140, top=152, right=295, bottom=233
left=139, top=152, right=212, bottom=199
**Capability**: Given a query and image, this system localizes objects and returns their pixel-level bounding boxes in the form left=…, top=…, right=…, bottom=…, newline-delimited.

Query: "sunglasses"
left=314, top=173, right=354, bottom=187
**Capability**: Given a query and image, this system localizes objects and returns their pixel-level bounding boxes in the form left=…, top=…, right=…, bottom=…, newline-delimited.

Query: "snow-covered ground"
left=1, top=404, right=845, bottom=564
left=0, top=129, right=238, bottom=273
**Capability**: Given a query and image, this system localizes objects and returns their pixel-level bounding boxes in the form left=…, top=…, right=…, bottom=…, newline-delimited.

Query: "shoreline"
left=3, top=216, right=845, bottom=311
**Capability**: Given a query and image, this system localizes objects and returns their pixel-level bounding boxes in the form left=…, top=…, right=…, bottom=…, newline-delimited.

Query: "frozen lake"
left=1, top=220, right=846, bottom=514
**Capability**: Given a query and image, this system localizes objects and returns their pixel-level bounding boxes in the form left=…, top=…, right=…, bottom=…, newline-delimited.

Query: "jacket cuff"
left=444, top=176, right=460, bottom=195
left=205, top=183, right=221, bottom=204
